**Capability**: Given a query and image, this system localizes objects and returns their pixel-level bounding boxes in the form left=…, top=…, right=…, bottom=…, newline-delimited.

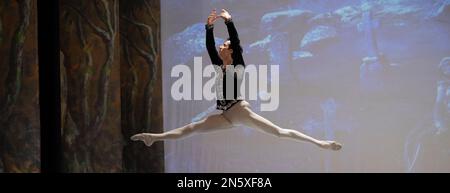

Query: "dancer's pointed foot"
left=319, top=140, right=342, bottom=151
left=131, top=133, right=155, bottom=147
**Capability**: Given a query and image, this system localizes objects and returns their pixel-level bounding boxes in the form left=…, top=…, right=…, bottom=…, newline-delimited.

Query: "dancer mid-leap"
left=131, top=9, right=342, bottom=151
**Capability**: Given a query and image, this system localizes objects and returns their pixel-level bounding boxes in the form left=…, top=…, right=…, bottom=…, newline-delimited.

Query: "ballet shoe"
left=131, top=133, right=155, bottom=147
left=320, top=140, right=342, bottom=151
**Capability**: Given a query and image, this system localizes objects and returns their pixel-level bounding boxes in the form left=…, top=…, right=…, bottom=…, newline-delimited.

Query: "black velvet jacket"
left=205, top=19, right=245, bottom=111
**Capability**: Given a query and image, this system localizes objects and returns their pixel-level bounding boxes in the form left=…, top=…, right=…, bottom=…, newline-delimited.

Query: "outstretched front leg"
left=131, top=114, right=233, bottom=147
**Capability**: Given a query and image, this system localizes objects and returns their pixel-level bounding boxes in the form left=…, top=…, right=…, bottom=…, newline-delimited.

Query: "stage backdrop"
left=162, top=0, right=450, bottom=172
left=0, top=0, right=40, bottom=173
left=60, top=0, right=163, bottom=172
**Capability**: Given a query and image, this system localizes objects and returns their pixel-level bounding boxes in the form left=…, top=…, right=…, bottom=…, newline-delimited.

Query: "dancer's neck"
left=222, top=58, right=233, bottom=68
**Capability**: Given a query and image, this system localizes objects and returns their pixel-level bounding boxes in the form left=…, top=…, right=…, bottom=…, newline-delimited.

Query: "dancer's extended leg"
left=131, top=114, right=233, bottom=146
left=223, top=101, right=342, bottom=150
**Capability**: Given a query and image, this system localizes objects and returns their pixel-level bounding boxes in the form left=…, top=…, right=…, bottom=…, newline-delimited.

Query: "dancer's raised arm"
left=220, top=9, right=244, bottom=63
left=220, top=9, right=240, bottom=50
left=205, top=9, right=221, bottom=65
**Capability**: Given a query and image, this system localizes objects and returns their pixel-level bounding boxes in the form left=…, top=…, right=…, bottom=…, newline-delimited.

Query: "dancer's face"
left=219, top=40, right=233, bottom=61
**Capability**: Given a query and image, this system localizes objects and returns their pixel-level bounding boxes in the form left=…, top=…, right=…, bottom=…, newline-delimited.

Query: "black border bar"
left=38, top=0, right=61, bottom=173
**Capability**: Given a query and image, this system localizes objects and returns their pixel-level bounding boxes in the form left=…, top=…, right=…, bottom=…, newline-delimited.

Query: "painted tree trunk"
left=60, top=0, right=122, bottom=172
left=120, top=0, right=164, bottom=172
left=0, top=0, right=40, bottom=173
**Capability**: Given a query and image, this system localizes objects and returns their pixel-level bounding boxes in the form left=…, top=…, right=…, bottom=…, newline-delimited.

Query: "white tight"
left=150, top=101, right=325, bottom=147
